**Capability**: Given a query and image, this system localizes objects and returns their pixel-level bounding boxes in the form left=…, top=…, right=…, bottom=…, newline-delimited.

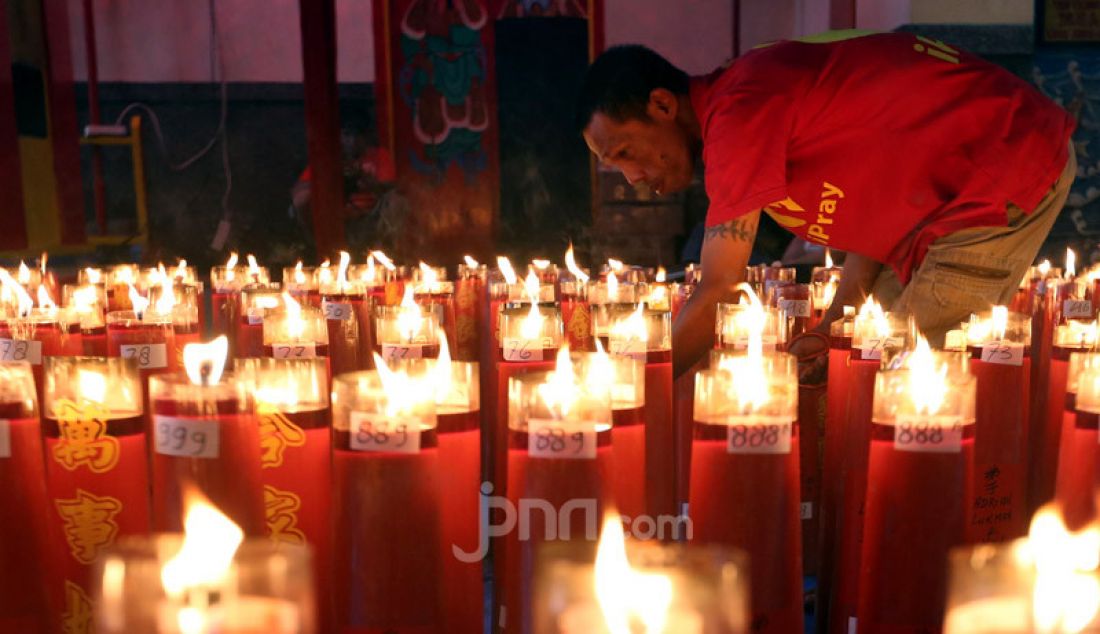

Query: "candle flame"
left=372, top=353, right=428, bottom=418
left=825, top=248, right=834, bottom=269
left=114, top=266, right=135, bottom=286
left=174, top=260, right=188, bottom=281
left=1039, top=260, right=1052, bottom=277
left=128, top=284, right=150, bottom=319
left=520, top=272, right=543, bottom=341
left=418, top=262, right=439, bottom=285
left=564, top=244, right=589, bottom=283
left=318, top=259, right=333, bottom=286
left=1064, top=319, right=1100, bottom=348
left=17, top=261, right=30, bottom=285
left=1068, top=248, right=1078, bottom=279
left=856, top=295, right=891, bottom=339
left=36, top=285, right=57, bottom=312
left=72, top=285, right=98, bottom=315
left=160, top=491, right=243, bottom=600
left=294, top=261, right=305, bottom=284
left=225, top=252, right=238, bottom=283
left=609, top=303, right=648, bottom=345
left=282, top=292, right=304, bottom=339
left=655, top=266, right=666, bottom=283
left=497, top=256, right=518, bottom=285
left=183, top=336, right=228, bottom=386
left=608, top=258, right=624, bottom=273
left=39, top=252, right=47, bottom=276
left=370, top=250, right=396, bottom=271
left=0, top=270, right=34, bottom=317
left=84, top=267, right=102, bottom=284
left=906, top=336, right=948, bottom=415
left=721, top=283, right=766, bottom=358
left=531, top=258, right=551, bottom=271
left=822, top=279, right=838, bottom=309
left=431, top=332, right=453, bottom=399
left=337, top=251, right=350, bottom=287
left=464, top=255, right=479, bottom=268
left=595, top=511, right=674, bottom=634
left=397, top=286, right=423, bottom=343
left=155, top=264, right=176, bottom=315
left=537, top=346, right=579, bottom=418
left=992, top=305, right=1008, bottom=341
left=246, top=254, right=260, bottom=282
left=1016, top=505, right=1100, bottom=633
left=78, top=369, right=108, bottom=404
left=607, top=271, right=619, bottom=301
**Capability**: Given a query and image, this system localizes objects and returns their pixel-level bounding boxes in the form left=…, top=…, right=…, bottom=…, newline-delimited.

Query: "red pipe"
left=82, top=0, right=106, bottom=235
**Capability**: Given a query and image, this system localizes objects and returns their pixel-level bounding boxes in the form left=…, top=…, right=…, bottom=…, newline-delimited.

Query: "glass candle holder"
left=237, top=284, right=282, bottom=359
left=414, top=275, right=457, bottom=357
left=691, top=352, right=802, bottom=632
left=42, top=356, right=150, bottom=607
left=283, top=264, right=319, bottom=306
left=955, top=308, right=1033, bottom=543
left=608, top=303, right=672, bottom=365
left=559, top=274, right=591, bottom=352
left=501, top=366, right=614, bottom=633
left=105, top=265, right=139, bottom=312
left=330, top=369, right=442, bottom=632
left=858, top=347, right=976, bottom=632
left=64, top=283, right=107, bottom=355
left=498, top=303, right=563, bottom=363
left=4, top=308, right=64, bottom=398
left=262, top=303, right=330, bottom=366
left=320, top=279, right=370, bottom=375
left=237, top=356, right=331, bottom=628
left=589, top=282, right=642, bottom=343
left=106, top=310, right=177, bottom=384
left=149, top=371, right=264, bottom=536
left=1055, top=352, right=1100, bottom=529
left=746, top=264, right=796, bottom=304
left=374, top=301, right=444, bottom=361
left=532, top=538, right=750, bottom=633
left=775, top=282, right=812, bottom=340
left=714, top=302, right=786, bottom=352
left=0, top=363, right=53, bottom=632
left=93, top=535, right=316, bottom=633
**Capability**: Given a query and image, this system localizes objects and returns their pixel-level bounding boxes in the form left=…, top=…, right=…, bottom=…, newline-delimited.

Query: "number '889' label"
left=726, top=418, right=793, bottom=454
left=153, top=416, right=220, bottom=458
left=527, top=419, right=597, bottom=459
left=349, top=412, right=421, bottom=454
left=893, top=415, right=964, bottom=453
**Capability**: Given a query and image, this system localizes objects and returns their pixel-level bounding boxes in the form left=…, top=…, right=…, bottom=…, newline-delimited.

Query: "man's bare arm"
left=672, top=211, right=760, bottom=377
left=813, top=252, right=883, bottom=333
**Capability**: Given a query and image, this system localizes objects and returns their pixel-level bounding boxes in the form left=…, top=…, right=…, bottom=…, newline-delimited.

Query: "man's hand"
left=672, top=211, right=760, bottom=377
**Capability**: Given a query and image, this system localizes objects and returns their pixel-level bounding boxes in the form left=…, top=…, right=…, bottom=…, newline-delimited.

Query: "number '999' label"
left=893, top=415, right=963, bottom=453
left=154, top=416, right=220, bottom=458
left=726, top=419, right=793, bottom=454
left=527, top=419, right=597, bottom=459
left=349, top=412, right=421, bottom=454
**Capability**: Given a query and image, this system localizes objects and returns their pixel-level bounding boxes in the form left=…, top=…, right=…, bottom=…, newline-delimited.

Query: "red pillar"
left=0, top=0, right=28, bottom=250
left=43, top=0, right=87, bottom=245
left=299, top=0, right=345, bottom=255
left=830, top=0, right=857, bottom=29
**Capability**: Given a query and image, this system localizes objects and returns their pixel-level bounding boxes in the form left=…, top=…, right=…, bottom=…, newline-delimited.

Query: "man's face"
left=582, top=91, right=695, bottom=196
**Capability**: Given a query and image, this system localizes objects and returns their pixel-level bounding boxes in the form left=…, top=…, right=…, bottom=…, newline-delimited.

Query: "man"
left=576, top=33, right=1076, bottom=377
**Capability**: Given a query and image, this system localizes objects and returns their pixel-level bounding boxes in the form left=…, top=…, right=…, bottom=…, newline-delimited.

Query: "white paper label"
left=730, top=335, right=777, bottom=352
left=800, top=502, right=813, bottom=520
left=349, top=412, right=421, bottom=454
left=778, top=299, right=811, bottom=318
left=726, top=418, right=793, bottom=454
left=608, top=338, right=646, bottom=361
left=893, top=415, right=963, bottom=453
left=270, top=343, right=317, bottom=359
left=119, top=343, right=168, bottom=369
left=382, top=343, right=424, bottom=362
left=855, top=336, right=904, bottom=360
left=153, top=416, right=220, bottom=458
left=322, top=301, right=353, bottom=321
left=0, top=339, right=42, bottom=365
left=764, top=279, right=785, bottom=298
left=527, top=419, right=597, bottom=459
left=503, top=337, right=543, bottom=362
left=979, top=341, right=1024, bottom=366
left=1064, top=299, right=1094, bottom=319
left=0, top=420, right=10, bottom=458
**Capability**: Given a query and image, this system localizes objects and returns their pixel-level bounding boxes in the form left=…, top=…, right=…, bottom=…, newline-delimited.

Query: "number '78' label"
left=0, top=339, right=42, bottom=365
left=119, top=343, right=167, bottom=369
left=527, top=419, right=597, bottom=459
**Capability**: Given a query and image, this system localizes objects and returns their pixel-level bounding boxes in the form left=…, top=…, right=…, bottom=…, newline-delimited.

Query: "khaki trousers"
left=872, top=144, right=1078, bottom=345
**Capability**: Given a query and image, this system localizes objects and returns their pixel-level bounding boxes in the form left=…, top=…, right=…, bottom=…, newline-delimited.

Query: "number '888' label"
left=893, top=415, right=964, bottom=453
left=725, top=418, right=793, bottom=454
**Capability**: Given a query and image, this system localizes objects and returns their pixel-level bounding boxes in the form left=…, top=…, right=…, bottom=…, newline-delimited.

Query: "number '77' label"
left=527, top=419, right=597, bottom=460
left=153, top=416, right=220, bottom=458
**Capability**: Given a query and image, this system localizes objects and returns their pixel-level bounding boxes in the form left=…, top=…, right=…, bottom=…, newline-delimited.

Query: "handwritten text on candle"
left=153, top=416, right=220, bottom=458
left=382, top=344, right=424, bottom=361
left=0, top=339, right=41, bottom=364
left=527, top=419, right=597, bottom=459
left=322, top=301, right=353, bottom=321
left=980, top=342, right=1024, bottom=366
left=119, top=343, right=167, bottom=369
left=271, top=343, right=317, bottom=359
left=349, top=412, right=421, bottom=453
left=893, top=416, right=963, bottom=453
left=504, top=337, right=543, bottom=362
left=726, top=419, right=793, bottom=454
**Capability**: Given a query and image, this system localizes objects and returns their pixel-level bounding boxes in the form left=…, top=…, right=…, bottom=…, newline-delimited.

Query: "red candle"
left=41, top=356, right=151, bottom=616
left=65, top=282, right=108, bottom=356
left=331, top=365, right=443, bottom=632
left=0, top=365, right=55, bottom=632
left=818, top=316, right=853, bottom=629
left=582, top=350, right=645, bottom=519
left=670, top=269, right=699, bottom=518
left=588, top=272, right=641, bottom=348
left=375, top=286, right=444, bottom=362
left=262, top=293, right=331, bottom=379
left=958, top=308, right=1032, bottom=543
left=236, top=284, right=282, bottom=359
left=857, top=342, right=976, bottom=632
left=501, top=357, right=614, bottom=633
left=4, top=309, right=64, bottom=400
left=455, top=259, right=487, bottom=362
left=715, top=300, right=786, bottom=352
left=320, top=252, right=370, bottom=375
left=239, top=356, right=333, bottom=630
left=106, top=306, right=177, bottom=394
left=283, top=261, right=319, bottom=307
left=104, top=264, right=139, bottom=312
left=413, top=263, right=457, bottom=353
left=1054, top=351, right=1100, bottom=529
left=562, top=246, right=593, bottom=352
left=149, top=337, right=265, bottom=536
left=690, top=352, right=803, bottom=633
left=774, top=282, right=812, bottom=340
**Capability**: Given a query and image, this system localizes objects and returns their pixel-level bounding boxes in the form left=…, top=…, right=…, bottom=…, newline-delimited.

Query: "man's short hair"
left=575, top=45, right=689, bottom=132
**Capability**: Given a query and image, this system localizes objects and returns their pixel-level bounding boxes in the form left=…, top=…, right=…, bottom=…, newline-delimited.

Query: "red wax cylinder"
left=454, top=263, right=487, bottom=362
left=331, top=370, right=442, bottom=632
left=236, top=284, right=282, bottom=359
left=828, top=351, right=879, bottom=634
left=412, top=266, right=457, bottom=354
left=1028, top=278, right=1061, bottom=488
left=1034, top=337, right=1092, bottom=511
left=374, top=299, right=444, bottom=362
left=149, top=370, right=265, bottom=536
left=283, top=263, right=319, bottom=307
left=560, top=278, right=592, bottom=352
left=320, top=285, right=369, bottom=376
left=1055, top=352, right=1100, bottom=529
left=501, top=368, right=613, bottom=633
left=238, top=357, right=333, bottom=630
left=690, top=355, right=803, bottom=633
left=0, top=366, right=55, bottom=632
left=856, top=349, right=976, bottom=633
left=645, top=349, right=675, bottom=520
left=41, top=357, right=151, bottom=618
left=105, top=311, right=178, bottom=394
left=818, top=329, right=852, bottom=626
left=60, top=320, right=83, bottom=356
left=262, top=300, right=332, bottom=380
left=81, top=324, right=107, bottom=356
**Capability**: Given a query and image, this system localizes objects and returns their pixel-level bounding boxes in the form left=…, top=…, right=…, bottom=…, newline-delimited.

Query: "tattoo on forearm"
left=704, top=217, right=755, bottom=242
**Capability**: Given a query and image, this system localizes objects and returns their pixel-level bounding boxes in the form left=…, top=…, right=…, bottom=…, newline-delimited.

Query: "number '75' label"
left=527, top=419, right=597, bottom=459
left=153, top=416, right=220, bottom=458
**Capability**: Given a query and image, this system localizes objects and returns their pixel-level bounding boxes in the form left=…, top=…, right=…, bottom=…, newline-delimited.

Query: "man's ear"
left=647, top=88, right=678, bottom=122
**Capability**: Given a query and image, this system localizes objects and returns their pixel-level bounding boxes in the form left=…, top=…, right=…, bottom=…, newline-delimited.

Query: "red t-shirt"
left=694, top=32, right=1076, bottom=282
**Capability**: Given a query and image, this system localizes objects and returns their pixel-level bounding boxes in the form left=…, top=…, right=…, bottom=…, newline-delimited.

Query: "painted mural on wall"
left=1033, top=52, right=1100, bottom=261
